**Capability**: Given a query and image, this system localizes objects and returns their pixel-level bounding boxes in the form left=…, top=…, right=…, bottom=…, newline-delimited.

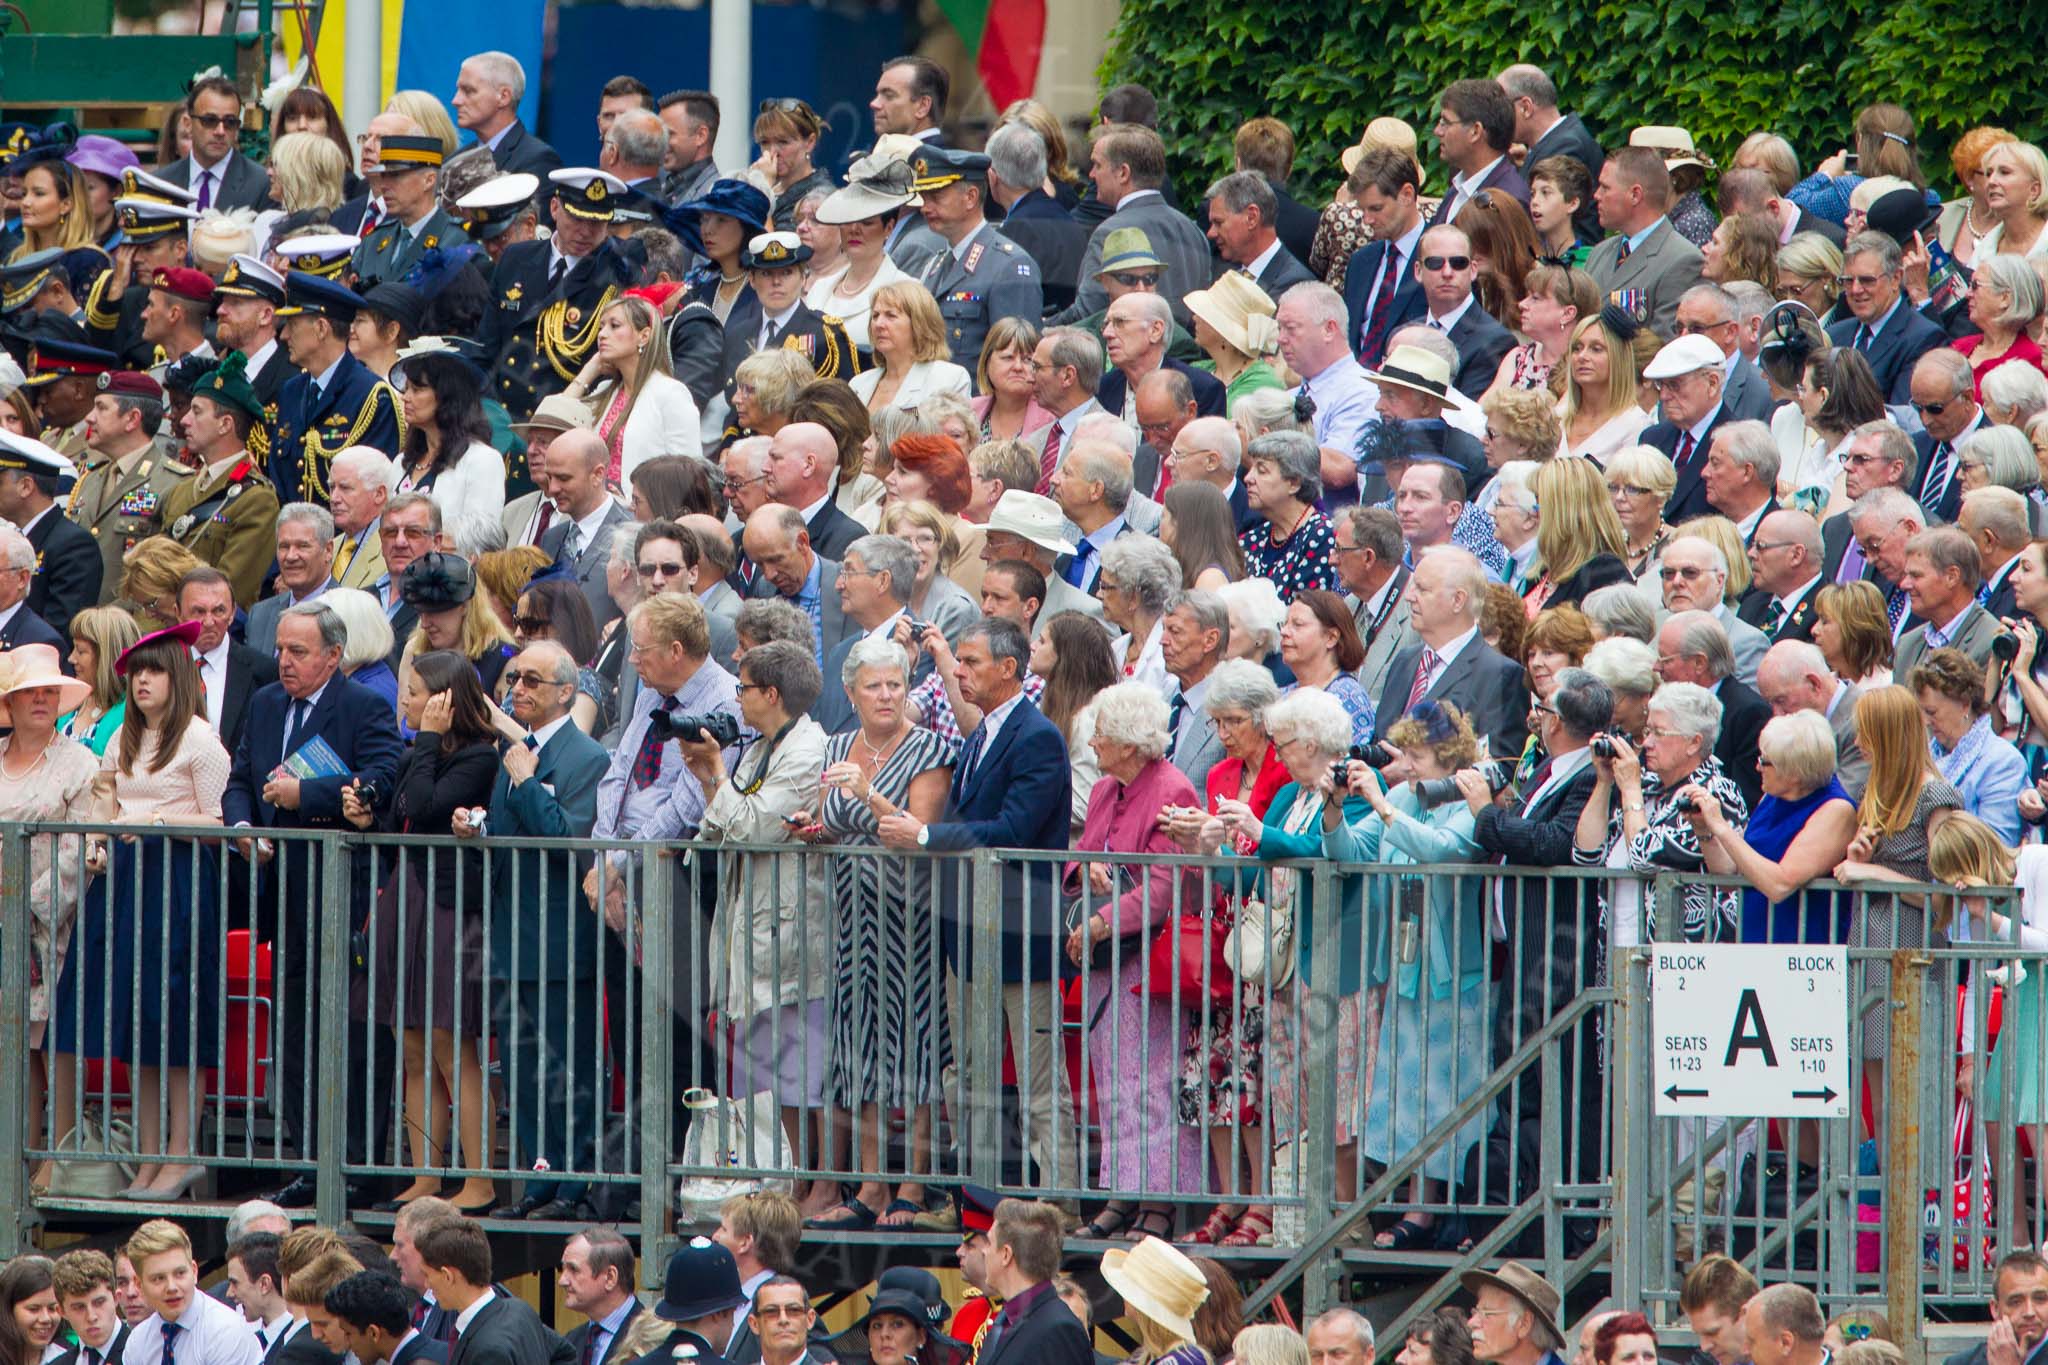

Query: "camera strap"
left=733, top=719, right=798, bottom=796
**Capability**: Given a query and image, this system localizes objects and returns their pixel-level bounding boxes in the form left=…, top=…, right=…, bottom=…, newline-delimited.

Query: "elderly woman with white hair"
left=1231, top=386, right=1307, bottom=456
left=1063, top=681, right=1209, bottom=1241
left=1217, top=577, right=1290, bottom=681
left=1957, top=425, right=2048, bottom=529
left=1322, top=698, right=1491, bottom=1249
left=1238, top=431, right=1337, bottom=602
left=1573, top=681, right=1749, bottom=949
left=1604, top=445, right=1679, bottom=581
left=1098, top=535, right=1183, bottom=692
left=1957, top=251, right=2048, bottom=398
left=320, top=586, right=400, bottom=710
left=1581, top=584, right=1660, bottom=646
left=1582, top=635, right=1660, bottom=743
left=1490, top=461, right=1541, bottom=593
left=1195, top=688, right=1375, bottom=1205
left=1683, top=709, right=1856, bottom=943
left=1983, top=357, right=2048, bottom=431
left=804, top=636, right=956, bottom=1231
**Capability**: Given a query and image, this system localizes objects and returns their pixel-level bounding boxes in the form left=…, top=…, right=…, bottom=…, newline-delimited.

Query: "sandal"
left=1186, top=1206, right=1242, bottom=1244
left=1082, top=1202, right=1136, bottom=1239
left=1125, top=1206, right=1175, bottom=1242
left=876, top=1198, right=923, bottom=1229
left=805, top=1197, right=878, bottom=1231
left=1221, top=1208, right=1274, bottom=1247
left=1371, top=1217, right=1435, bottom=1251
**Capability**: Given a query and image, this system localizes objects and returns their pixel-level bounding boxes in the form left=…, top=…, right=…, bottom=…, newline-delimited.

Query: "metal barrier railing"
left=0, top=820, right=2039, bottom=1332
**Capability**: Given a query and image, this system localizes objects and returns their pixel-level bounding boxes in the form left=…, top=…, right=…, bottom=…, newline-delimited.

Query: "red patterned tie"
left=1404, top=647, right=1440, bottom=712
left=1035, top=421, right=1064, bottom=495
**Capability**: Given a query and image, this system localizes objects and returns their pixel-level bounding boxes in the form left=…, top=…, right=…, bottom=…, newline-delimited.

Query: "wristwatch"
left=916, top=825, right=930, bottom=847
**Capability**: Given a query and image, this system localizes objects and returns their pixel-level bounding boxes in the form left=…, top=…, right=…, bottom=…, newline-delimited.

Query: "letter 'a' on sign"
left=1652, top=944, right=1849, bottom=1119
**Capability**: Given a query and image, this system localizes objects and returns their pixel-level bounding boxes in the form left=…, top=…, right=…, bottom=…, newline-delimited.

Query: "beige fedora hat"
left=1461, top=1262, right=1565, bottom=1351
left=986, top=489, right=1077, bottom=557
left=1341, top=116, right=1424, bottom=180
left=1363, top=342, right=1456, bottom=401
left=1101, top=1236, right=1210, bottom=1343
left=1183, top=270, right=1279, bottom=358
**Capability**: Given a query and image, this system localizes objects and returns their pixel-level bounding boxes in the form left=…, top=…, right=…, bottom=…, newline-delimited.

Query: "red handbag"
left=1136, top=912, right=1235, bottom=1005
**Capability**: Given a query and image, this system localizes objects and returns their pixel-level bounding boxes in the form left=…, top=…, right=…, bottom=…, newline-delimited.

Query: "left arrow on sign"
left=1663, top=1085, right=1709, bottom=1101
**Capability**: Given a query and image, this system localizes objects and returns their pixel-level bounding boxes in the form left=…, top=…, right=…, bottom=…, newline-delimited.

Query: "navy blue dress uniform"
left=272, top=233, right=359, bottom=281
left=271, top=271, right=404, bottom=505
left=0, top=430, right=100, bottom=640
left=477, top=170, right=638, bottom=422
left=910, top=147, right=1043, bottom=370
left=63, top=370, right=190, bottom=606
left=456, top=172, right=542, bottom=265
left=80, top=196, right=199, bottom=368
left=350, top=136, right=474, bottom=287
left=157, top=352, right=282, bottom=608
left=217, top=254, right=297, bottom=471
left=715, top=232, right=861, bottom=404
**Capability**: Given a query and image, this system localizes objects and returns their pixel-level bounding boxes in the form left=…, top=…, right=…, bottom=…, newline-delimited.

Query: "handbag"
left=43, top=1109, right=137, bottom=1198
left=1138, top=912, right=1234, bottom=1004
left=1223, top=896, right=1294, bottom=988
left=674, top=1087, right=795, bottom=1224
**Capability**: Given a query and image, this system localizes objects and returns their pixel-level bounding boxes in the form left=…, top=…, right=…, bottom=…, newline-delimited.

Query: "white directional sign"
left=1651, top=944, right=1850, bottom=1119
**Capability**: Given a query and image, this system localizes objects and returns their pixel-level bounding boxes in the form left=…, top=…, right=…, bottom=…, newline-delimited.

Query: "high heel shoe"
left=137, top=1166, right=205, bottom=1201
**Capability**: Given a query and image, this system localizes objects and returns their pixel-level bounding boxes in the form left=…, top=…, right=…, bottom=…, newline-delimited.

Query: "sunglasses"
left=193, top=114, right=242, bottom=131
left=638, top=561, right=687, bottom=578
left=1911, top=399, right=1950, bottom=415
left=502, top=670, right=561, bottom=691
left=512, top=615, right=552, bottom=635
left=1420, top=255, right=1471, bottom=272
left=1107, top=271, right=1160, bottom=288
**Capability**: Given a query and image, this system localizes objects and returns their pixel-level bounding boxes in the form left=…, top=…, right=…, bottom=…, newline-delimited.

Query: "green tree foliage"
left=1101, top=0, right=2048, bottom=202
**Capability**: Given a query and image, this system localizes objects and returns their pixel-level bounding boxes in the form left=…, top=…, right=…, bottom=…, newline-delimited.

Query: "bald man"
left=740, top=503, right=853, bottom=661
left=1738, top=508, right=1825, bottom=644
left=763, top=421, right=864, bottom=560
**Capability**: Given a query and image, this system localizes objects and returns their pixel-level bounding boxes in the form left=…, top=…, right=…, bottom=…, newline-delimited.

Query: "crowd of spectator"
left=7, top=40, right=2048, bottom=1328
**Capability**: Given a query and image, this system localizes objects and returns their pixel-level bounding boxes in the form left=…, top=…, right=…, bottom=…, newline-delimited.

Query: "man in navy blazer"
left=987, top=123, right=1089, bottom=315
left=322, top=1271, right=450, bottom=1365
left=1203, top=170, right=1316, bottom=303
left=476, top=642, right=612, bottom=1221
left=876, top=615, right=1079, bottom=1194
left=1426, top=79, right=1531, bottom=225
left=1372, top=546, right=1529, bottom=762
left=1342, top=149, right=1429, bottom=368
left=1096, top=294, right=1226, bottom=419
left=1827, top=232, right=1949, bottom=404
left=224, top=601, right=403, bottom=1204
left=1641, top=334, right=1737, bottom=524
left=1415, top=224, right=1515, bottom=398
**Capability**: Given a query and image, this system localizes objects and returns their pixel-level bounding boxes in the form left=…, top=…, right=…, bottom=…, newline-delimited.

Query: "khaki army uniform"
left=157, top=453, right=280, bottom=608
left=64, top=436, right=192, bottom=604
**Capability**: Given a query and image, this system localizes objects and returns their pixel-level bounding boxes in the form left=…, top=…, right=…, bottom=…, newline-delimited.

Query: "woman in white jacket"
left=563, top=294, right=703, bottom=502
left=390, top=343, right=506, bottom=558
left=679, top=638, right=832, bottom=1202
left=849, top=281, right=972, bottom=415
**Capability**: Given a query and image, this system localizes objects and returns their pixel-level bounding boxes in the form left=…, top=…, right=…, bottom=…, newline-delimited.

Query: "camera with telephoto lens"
left=1354, top=741, right=1397, bottom=769
left=650, top=709, right=742, bottom=748
left=1415, top=757, right=1510, bottom=808
left=1993, top=632, right=2021, bottom=664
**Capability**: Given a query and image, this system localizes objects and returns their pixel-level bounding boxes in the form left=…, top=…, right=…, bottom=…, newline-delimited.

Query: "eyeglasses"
left=735, top=681, right=773, bottom=695
left=1750, top=539, right=1800, bottom=553
left=1676, top=318, right=1736, bottom=335
left=512, top=615, right=552, bottom=634
left=1608, top=483, right=1654, bottom=499
left=722, top=473, right=767, bottom=492
left=1911, top=399, right=1951, bottom=415
left=1434, top=115, right=1476, bottom=132
left=1529, top=701, right=1557, bottom=718
left=1835, top=273, right=1890, bottom=289
left=1843, top=452, right=1892, bottom=468
left=1107, top=271, right=1160, bottom=288
left=1659, top=565, right=1709, bottom=580
left=502, top=670, right=560, bottom=691
left=637, top=562, right=687, bottom=578
left=753, top=1304, right=808, bottom=1319
left=1420, top=255, right=1471, bottom=272
left=382, top=526, right=435, bottom=543
left=758, top=98, right=809, bottom=114
left=1331, top=541, right=1366, bottom=556
left=193, top=114, right=242, bottom=131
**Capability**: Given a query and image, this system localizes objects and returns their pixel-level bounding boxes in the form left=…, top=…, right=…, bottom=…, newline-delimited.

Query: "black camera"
left=650, top=709, right=742, bottom=748
left=1591, top=735, right=1617, bottom=759
left=1993, top=632, right=2021, bottom=664
left=353, top=778, right=385, bottom=809
left=1415, top=758, right=1509, bottom=808
left=1675, top=793, right=1700, bottom=814
left=1354, top=741, right=1397, bottom=769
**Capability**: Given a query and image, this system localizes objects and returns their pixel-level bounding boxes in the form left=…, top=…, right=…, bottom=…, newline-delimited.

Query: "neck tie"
left=531, top=500, right=554, bottom=545
left=1923, top=440, right=1953, bottom=512
left=194, top=650, right=214, bottom=718
left=1519, top=757, right=1555, bottom=812
left=1035, top=421, right=1064, bottom=495
left=1763, top=598, right=1786, bottom=637
left=1358, top=245, right=1403, bottom=366
left=1886, top=584, right=1909, bottom=634
left=162, top=1322, right=182, bottom=1365
left=579, top=1330, right=597, bottom=1365
left=333, top=534, right=357, bottom=579
left=1167, top=690, right=1186, bottom=746
left=1064, top=539, right=1095, bottom=590
left=1854, top=324, right=1873, bottom=353
left=360, top=201, right=381, bottom=238
left=88, top=1348, right=102, bottom=1365
left=1837, top=536, right=1868, bottom=584
left=760, top=319, right=780, bottom=351
left=563, top=522, right=584, bottom=561
left=410, top=1301, right=429, bottom=1331
left=196, top=170, right=213, bottom=212
left=1405, top=647, right=1441, bottom=712
left=631, top=697, right=679, bottom=789
left=281, top=698, right=304, bottom=764
left=549, top=256, right=567, bottom=290
left=958, top=724, right=987, bottom=783
left=1616, top=237, right=1634, bottom=264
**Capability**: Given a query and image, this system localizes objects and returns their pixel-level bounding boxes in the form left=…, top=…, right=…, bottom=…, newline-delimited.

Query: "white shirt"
left=969, top=690, right=1029, bottom=776
left=1242, top=237, right=1284, bottom=279
left=382, top=1331, right=421, bottom=1365
left=1732, top=499, right=1770, bottom=542
left=1427, top=293, right=1476, bottom=334
left=16, top=503, right=53, bottom=540
left=278, top=678, right=331, bottom=767
left=1773, top=573, right=1823, bottom=622
left=757, top=300, right=801, bottom=349
left=561, top=498, right=617, bottom=560
left=864, top=606, right=909, bottom=647
left=244, top=338, right=278, bottom=382
left=1445, top=156, right=1507, bottom=220
left=452, top=1292, right=496, bottom=1337
left=797, top=492, right=832, bottom=527
left=196, top=637, right=232, bottom=733
left=528, top=712, right=574, bottom=753
left=125, top=1288, right=263, bottom=1365
left=1424, top=622, right=1480, bottom=674
left=1493, top=744, right=1593, bottom=938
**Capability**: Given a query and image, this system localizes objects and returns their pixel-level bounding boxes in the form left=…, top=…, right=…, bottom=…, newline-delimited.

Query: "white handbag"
left=44, top=1109, right=138, bottom=1198
left=1224, top=897, right=1295, bottom=988
left=673, top=1087, right=795, bottom=1224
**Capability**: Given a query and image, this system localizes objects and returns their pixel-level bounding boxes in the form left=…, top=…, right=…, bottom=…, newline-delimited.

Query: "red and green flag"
left=936, top=0, right=1046, bottom=107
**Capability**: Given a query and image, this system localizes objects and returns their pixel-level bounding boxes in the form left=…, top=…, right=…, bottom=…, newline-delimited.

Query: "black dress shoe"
left=492, top=1196, right=545, bottom=1219
left=525, top=1197, right=587, bottom=1222
left=271, top=1175, right=318, bottom=1208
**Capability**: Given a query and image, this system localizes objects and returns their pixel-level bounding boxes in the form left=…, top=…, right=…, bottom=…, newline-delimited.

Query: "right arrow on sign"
left=1792, top=1088, right=1839, bottom=1103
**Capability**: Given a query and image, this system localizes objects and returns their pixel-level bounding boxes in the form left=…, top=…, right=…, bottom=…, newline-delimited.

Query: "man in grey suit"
left=536, top=429, right=631, bottom=629
left=160, top=75, right=272, bottom=212
left=1659, top=534, right=1769, bottom=686
left=1335, top=507, right=1418, bottom=702
left=1203, top=171, right=1315, bottom=303
left=741, top=504, right=853, bottom=662
left=682, top=513, right=743, bottom=667
left=1052, top=123, right=1214, bottom=327
left=1894, top=526, right=2004, bottom=678
left=812, top=535, right=921, bottom=735
left=245, top=504, right=338, bottom=659
left=979, top=489, right=1103, bottom=639
left=1586, top=146, right=1705, bottom=337
left=1161, top=590, right=1228, bottom=787
left=1023, top=327, right=1107, bottom=494
left=1757, top=640, right=1869, bottom=800
left=1677, top=285, right=1774, bottom=421
left=1371, top=545, right=1529, bottom=762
